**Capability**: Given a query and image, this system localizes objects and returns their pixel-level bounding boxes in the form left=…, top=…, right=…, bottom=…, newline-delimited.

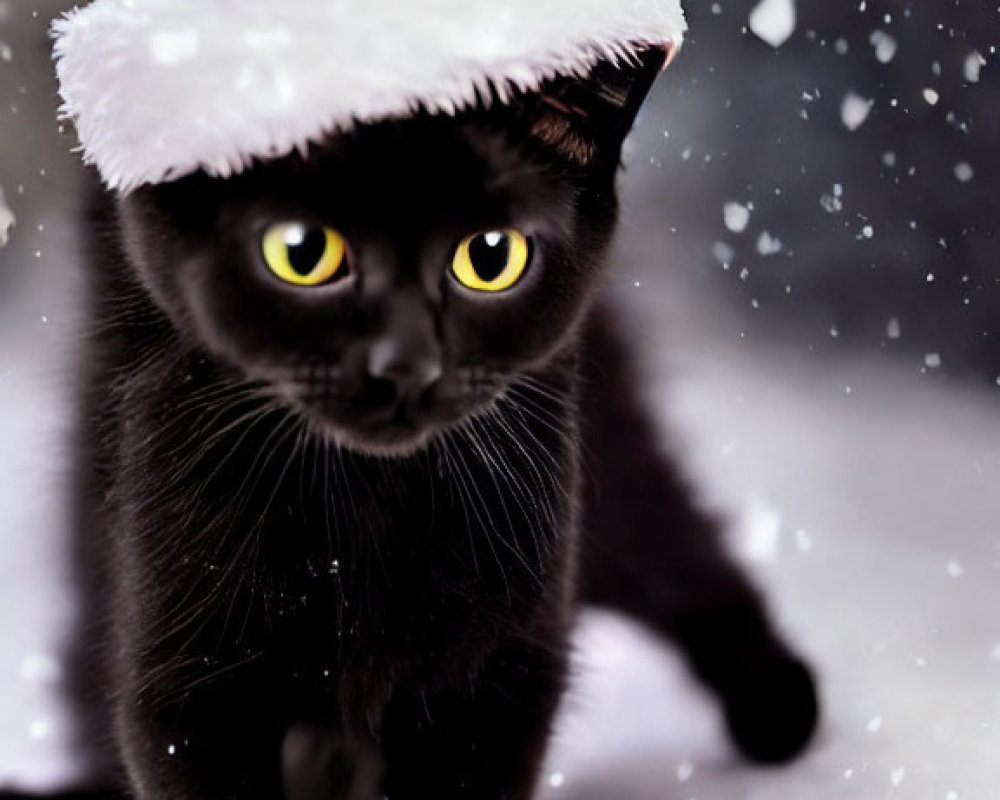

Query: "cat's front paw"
left=720, top=650, right=819, bottom=764
left=283, top=724, right=384, bottom=800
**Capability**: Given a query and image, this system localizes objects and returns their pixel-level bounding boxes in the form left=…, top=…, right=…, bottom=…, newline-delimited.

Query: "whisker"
left=441, top=427, right=512, bottom=602
left=456, top=420, right=542, bottom=584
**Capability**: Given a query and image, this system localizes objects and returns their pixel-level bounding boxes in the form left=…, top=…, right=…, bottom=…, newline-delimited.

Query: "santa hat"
left=52, top=0, right=685, bottom=194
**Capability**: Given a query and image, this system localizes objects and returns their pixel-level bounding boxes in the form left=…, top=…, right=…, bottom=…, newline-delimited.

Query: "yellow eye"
left=261, top=223, right=348, bottom=287
left=451, top=229, right=531, bottom=292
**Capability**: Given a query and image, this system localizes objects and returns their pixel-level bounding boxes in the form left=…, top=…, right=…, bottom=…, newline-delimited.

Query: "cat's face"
left=114, top=59, right=659, bottom=455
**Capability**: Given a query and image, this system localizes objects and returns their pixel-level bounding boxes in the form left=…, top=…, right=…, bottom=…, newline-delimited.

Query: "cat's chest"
left=264, top=457, right=563, bottom=642
left=133, top=411, right=575, bottom=675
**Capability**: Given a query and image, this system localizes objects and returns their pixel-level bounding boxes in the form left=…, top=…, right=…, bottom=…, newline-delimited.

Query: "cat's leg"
left=112, top=666, right=286, bottom=800
left=380, top=637, right=568, bottom=800
left=282, top=723, right=384, bottom=800
left=576, top=302, right=819, bottom=764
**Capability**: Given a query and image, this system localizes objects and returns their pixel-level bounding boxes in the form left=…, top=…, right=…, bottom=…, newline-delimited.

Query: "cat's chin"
left=288, top=389, right=500, bottom=459
left=338, top=428, right=435, bottom=459
left=308, top=417, right=436, bottom=459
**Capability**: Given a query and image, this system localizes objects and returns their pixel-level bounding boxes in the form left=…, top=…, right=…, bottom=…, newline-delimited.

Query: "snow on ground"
left=0, top=354, right=82, bottom=792
left=0, top=210, right=88, bottom=792
left=540, top=271, right=1000, bottom=798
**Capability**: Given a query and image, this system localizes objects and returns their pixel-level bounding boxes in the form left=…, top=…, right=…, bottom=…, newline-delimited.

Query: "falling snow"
left=735, top=495, right=783, bottom=562
left=712, top=241, right=735, bottom=265
left=28, top=720, right=51, bottom=741
left=890, top=767, right=906, bottom=788
left=0, top=186, right=14, bottom=247
left=18, top=655, right=60, bottom=686
left=954, top=162, right=974, bottom=183
left=723, top=201, right=751, bottom=233
left=748, top=0, right=797, bottom=48
left=868, top=30, right=897, bottom=63
left=820, top=185, right=843, bottom=213
left=841, top=92, right=874, bottom=130
left=963, top=51, right=986, bottom=83
left=756, top=230, right=783, bottom=256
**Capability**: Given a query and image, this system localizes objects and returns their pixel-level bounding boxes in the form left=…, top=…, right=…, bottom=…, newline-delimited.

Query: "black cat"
left=62, top=51, right=817, bottom=800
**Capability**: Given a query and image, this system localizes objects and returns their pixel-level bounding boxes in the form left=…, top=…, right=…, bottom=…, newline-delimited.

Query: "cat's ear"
left=529, top=45, right=671, bottom=167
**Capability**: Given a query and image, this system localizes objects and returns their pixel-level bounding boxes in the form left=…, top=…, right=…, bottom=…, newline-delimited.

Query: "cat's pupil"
left=469, top=232, right=510, bottom=282
left=286, top=227, right=328, bottom=276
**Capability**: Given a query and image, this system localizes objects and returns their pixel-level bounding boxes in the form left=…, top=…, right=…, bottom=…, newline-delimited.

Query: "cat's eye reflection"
left=451, top=229, right=531, bottom=292
left=262, top=222, right=349, bottom=287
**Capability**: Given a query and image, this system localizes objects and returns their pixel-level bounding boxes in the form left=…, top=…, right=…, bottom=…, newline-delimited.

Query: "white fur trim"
left=52, top=0, right=685, bottom=193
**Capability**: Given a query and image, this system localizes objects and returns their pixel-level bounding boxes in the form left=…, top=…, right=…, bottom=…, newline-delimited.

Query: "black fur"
left=69, top=54, right=817, bottom=800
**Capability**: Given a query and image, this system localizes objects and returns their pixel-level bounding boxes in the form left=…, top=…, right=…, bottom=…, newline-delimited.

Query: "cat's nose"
left=366, top=289, right=442, bottom=402
left=367, top=337, right=443, bottom=400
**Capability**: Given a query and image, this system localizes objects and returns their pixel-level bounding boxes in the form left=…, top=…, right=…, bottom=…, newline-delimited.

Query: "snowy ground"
left=2, top=204, right=999, bottom=798
left=535, top=216, right=1000, bottom=798
left=541, top=309, right=1000, bottom=800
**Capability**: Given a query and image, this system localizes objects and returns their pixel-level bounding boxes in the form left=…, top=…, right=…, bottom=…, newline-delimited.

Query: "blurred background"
left=1, top=0, right=998, bottom=797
